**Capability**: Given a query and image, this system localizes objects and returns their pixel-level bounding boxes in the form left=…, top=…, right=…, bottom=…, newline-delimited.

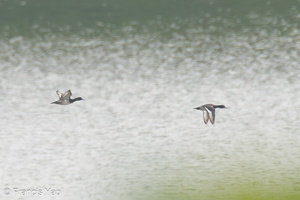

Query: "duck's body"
left=51, top=90, right=83, bottom=105
left=194, top=104, right=226, bottom=124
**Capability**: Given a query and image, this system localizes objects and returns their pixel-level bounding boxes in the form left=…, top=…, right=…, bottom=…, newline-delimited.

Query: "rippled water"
left=1, top=1, right=300, bottom=200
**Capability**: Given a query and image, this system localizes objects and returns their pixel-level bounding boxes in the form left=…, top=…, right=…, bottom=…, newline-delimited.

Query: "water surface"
left=0, top=1, right=300, bottom=200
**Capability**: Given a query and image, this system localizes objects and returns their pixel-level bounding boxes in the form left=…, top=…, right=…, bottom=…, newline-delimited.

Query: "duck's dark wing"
left=205, top=107, right=215, bottom=124
left=56, top=90, right=63, bottom=99
left=62, top=90, right=72, bottom=100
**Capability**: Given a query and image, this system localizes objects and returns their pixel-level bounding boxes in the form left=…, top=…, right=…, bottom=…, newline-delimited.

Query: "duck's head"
left=74, top=97, right=84, bottom=101
left=215, top=105, right=226, bottom=108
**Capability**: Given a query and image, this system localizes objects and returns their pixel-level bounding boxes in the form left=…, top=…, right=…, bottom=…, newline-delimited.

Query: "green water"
left=0, top=0, right=299, bottom=36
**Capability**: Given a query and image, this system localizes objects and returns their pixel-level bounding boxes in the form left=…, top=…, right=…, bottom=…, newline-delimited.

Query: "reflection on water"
left=0, top=3, right=300, bottom=200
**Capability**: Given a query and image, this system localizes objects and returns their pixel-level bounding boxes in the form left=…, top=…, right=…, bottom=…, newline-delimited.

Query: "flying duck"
left=194, top=104, right=226, bottom=124
left=51, top=90, right=83, bottom=105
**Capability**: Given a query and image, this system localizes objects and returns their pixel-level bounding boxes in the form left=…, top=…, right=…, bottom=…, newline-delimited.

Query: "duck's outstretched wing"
left=56, top=90, right=63, bottom=99
left=205, top=107, right=215, bottom=124
left=62, top=90, right=72, bottom=100
left=202, top=110, right=209, bottom=124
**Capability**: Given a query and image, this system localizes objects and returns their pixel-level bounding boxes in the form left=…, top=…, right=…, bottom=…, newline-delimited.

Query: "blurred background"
left=0, top=0, right=300, bottom=200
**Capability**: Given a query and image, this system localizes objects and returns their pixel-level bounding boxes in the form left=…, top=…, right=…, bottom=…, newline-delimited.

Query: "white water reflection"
left=0, top=22, right=299, bottom=200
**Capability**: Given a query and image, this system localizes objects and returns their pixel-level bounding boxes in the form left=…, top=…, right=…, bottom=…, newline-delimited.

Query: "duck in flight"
left=51, top=90, right=83, bottom=105
left=194, top=104, right=226, bottom=124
